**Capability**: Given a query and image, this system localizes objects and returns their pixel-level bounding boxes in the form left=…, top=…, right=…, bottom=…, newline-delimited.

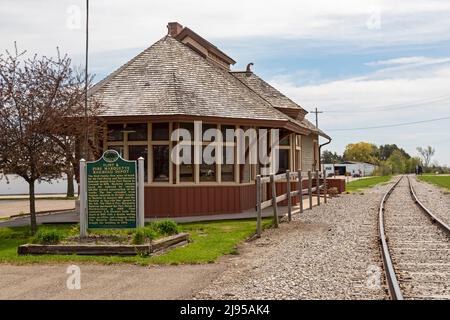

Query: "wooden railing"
left=255, top=170, right=328, bottom=237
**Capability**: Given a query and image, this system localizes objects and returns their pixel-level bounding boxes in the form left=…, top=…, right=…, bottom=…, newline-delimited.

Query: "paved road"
left=0, top=199, right=75, bottom=218
left=0, top=263, right=225, bottom=300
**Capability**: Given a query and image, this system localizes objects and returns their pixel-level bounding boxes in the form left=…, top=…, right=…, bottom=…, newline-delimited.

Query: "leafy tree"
left=379, top=144, right=410, bottom=161
left=386, top=150, right=406, bottom=174
left=343, top=142, right=379, bottom=164
left=405, top=157, right=422, bottom=174
left=321, top=150, right=343, bottom=164
left=416, top=146, right=435, bottom=168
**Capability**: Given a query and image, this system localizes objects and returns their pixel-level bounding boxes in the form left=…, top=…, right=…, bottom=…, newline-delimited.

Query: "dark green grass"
left=346, top=176, right=392, bottom=192
left=0, top=219, right=272, bottom=265
left=418, top=175, right=450, bottom=191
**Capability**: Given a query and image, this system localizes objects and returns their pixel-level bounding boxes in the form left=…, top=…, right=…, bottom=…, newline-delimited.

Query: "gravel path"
left=384, top=177, right=450, bottom=299
left=410, top=177, right=450, bottom=226
left=196, top=182, right=392, bottom=300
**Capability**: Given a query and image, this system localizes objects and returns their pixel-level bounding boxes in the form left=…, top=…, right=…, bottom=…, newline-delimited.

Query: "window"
left=152, top=123, right=169, bottom=141
left=108, top=145, right=124, bottom=157
left=126, top=123, right=147, bottom=141
left=221, top=146, right=234, bottom=182
left=200, top=147, right=216, bottom=182
left=180, top=123, right=194, bottom=139
left=221, top=125, right=235, bottom=143
left=296, top=135, right=302, bottom=170
left=279, top=130, right=290, bottom=146
left=277, top=149, right=289, bottom=174
left=107, top=124, right=124, bottom=142
left=180, top=146, right=194, bottom=182
left=129, top=145, right=148, bottom=181
left=202, top=123, right=217, bottom=142
left=153, top=145, right=169, bottom=182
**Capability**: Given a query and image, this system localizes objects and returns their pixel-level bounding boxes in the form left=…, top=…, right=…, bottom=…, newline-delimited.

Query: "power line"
left=326, top=115, right=450, bottom=131
left=324, top=93, right=450, bottom=114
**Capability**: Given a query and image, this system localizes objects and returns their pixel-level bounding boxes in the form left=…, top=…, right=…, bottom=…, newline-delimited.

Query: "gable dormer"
left=167, top=22, right=236, bottom=70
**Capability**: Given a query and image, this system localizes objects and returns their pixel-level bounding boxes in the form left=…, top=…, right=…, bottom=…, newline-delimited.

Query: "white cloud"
left=269, top=57, right=450, bottom=164
left=2, top=0, right=450, bottom=56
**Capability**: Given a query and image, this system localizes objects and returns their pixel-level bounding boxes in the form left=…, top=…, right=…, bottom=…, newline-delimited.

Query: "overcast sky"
left=2, top=0, right=450, bottom=165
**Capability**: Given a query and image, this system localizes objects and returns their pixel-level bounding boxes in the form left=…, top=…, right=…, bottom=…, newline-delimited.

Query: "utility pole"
left=310, top=107, right=323, bottom=128
left=84, top=0, right=89, bottom=159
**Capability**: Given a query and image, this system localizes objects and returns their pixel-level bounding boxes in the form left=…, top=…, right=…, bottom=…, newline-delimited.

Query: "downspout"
left=319, top=137, right=332, bottom=169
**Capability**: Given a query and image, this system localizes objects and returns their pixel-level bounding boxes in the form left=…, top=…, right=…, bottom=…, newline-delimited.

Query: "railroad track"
left=378, top=175, right=450, bottom=300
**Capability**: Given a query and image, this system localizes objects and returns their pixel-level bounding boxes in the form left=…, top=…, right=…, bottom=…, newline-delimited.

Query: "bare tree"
left=0, top=44, right=103, bottom=234
left=416, top=146, right=435, bottom=169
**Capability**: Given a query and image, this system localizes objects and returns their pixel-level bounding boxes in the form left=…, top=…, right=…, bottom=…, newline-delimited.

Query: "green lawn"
left=346, top=176, right=392, bottom=192
left=0, top=219, right=272, bottom=265
left=418, top=175, right=450, bottom=191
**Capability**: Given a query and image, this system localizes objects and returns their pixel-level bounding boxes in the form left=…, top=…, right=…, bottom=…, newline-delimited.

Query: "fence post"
left=316, top=170, right=321, bottom=206
left=256, top=175, right=262, bottom=237
left=79, top=159, right=87, bottom=238
left=270, top=174, right=279, bottom=228
left=308, top=170, right=313, bottom=210
left=286, top=170, right=291, bottom=222
left=323, top=169, right=328, bottom=204
left=297, top=170, right=303, bottom=213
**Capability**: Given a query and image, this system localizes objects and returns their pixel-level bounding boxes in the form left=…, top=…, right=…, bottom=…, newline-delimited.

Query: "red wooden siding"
left=144, top=184, right=256, bottom=218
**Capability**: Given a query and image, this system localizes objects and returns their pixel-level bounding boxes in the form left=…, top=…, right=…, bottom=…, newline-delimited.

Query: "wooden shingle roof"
left=90, top=35, right=330, bottom=138
left=232, top=71, right=304, bottom=110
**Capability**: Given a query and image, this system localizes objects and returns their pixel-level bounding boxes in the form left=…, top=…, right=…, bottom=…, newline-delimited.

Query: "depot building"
left=88, top=22, right=331, bottom=218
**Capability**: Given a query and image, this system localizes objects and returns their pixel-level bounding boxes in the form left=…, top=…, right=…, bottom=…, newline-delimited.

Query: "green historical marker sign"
left=86, top=150, right=137, bottom=228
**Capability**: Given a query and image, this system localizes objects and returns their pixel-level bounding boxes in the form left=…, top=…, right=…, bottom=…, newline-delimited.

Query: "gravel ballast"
left=384, top=177, right=450, bottom=299
left=196, top=182, right=393, bottom=300
left=411, top=177, right=450, bottom=226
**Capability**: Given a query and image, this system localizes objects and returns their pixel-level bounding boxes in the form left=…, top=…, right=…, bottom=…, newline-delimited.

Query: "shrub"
left=132, top=228, right=146, bottom=245
left=132, top=227, right=158, bottom=244
left=33, top=229, right=63, bottom=244
left=153, top=220, right=179, bottom=236
left=143, top=228, right=157, bottom=241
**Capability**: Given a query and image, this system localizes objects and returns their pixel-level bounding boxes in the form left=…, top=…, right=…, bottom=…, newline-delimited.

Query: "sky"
left=1, top=0, right=450, bottom=165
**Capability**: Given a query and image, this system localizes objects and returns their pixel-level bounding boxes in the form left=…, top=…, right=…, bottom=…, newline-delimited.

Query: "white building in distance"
left=323, top=161, right=376, bottom=177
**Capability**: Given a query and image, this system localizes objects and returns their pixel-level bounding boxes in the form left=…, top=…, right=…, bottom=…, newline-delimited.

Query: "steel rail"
left=408, top=176, right=450, bottom=236
left=378, top=176, right=404, bottom=300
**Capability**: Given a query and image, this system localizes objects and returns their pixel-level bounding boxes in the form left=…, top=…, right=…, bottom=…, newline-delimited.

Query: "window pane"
left=128, top=145, right=148, bottom=182
left=277, top=149, right=289, bottom=174
left=152, top=123, right=169, bottom=141
left=153, top=145, right=169, bottom=182
left=180, top=146, right=194, bottom=182
left=202, top=124, right=217, bottom=142
left=107, top=124, right=124, bottom=142
left=296, top=135, right=302, bottom=147
left=221, top=146, right=234, bottom=182
left=279, top=130, right=290, bottom=146
left=180, top=164, right=194, bottom=182
left=240, top=164, right=251, bottom=183
left=221, top=125, right=235, bottom=143
left=127, top=123, right=147, bottom=141
left=200, top=147, right=216, bottom=182
left=108, top=145, right=124, bottom=157
left=180, top=123, right=194, bottom=141
left=222, top=165, right=234, bottom=182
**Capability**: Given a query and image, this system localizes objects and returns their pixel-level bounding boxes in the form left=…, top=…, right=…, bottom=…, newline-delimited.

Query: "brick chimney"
left=167, top=22, right=183, bottom=37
